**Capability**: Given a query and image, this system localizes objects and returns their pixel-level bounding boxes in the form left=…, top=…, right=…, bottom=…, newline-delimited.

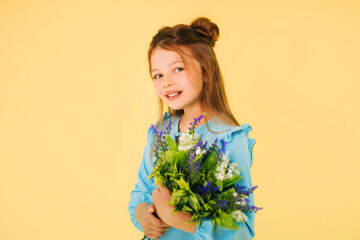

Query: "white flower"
left=178, top=130, right=199, bottom=152
left=195, top=147, right=201, bottom=155
left=233, top=192, right=238, bottom=197
left=236, top=198, right=246, bottom=207
left=232, top=210, right=248, bottom=222
left=216, top=173, right=224, bottom=181
left=215, top=151, right=241, bottom=181
left=226, top=172, right=233, bottom=179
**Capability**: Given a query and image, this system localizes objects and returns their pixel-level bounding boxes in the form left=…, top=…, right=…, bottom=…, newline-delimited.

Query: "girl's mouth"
left=166, top=91, right=182, bottom=100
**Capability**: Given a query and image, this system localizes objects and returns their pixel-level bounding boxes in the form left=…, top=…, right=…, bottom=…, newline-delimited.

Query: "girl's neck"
left=178, top=108, right=218, bottom=133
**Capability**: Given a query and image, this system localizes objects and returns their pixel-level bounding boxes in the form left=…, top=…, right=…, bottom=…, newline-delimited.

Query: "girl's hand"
left=139, top=203, right=171, bottom=240
left=152, top=184, right=176, bottom=226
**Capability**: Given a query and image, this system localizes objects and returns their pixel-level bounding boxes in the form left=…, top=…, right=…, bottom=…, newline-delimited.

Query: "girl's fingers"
left=147, top=234, right=161, bottom=240
left=147, top=204, right=155, bottom=213
left=149, top=222, right=168, bottom=232
left=146, top=229, right=162, bottom=239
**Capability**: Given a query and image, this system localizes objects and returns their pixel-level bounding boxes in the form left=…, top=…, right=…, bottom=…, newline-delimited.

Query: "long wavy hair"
left=148, top=17, right=240, bottom=162
left=148, top=17, right=241, bottom=161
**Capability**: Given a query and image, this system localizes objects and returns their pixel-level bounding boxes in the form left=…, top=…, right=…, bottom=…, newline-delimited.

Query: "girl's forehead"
left=150, top=47, right=196, bottom=68
left=151, top=48, right=182, bottom=61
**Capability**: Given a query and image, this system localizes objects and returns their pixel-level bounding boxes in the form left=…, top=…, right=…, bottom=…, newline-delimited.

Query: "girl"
left=128, top=17, right=257, bottom=240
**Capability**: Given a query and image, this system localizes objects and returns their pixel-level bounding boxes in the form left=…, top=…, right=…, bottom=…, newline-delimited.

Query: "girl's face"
left=150, top=47, right=205, bottom=112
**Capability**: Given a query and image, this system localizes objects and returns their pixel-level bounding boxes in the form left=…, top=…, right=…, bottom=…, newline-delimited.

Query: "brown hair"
left=148, top=17, right=240, bottom=132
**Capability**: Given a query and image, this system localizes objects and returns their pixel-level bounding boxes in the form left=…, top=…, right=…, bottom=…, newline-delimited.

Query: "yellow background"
left=1, top=0, right=359, bottom=239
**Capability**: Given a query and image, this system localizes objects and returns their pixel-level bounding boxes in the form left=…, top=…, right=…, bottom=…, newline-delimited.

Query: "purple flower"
left=195, top=139, right=202, bottom=149
left=165, top=120, right=173, bottom=134
left=151, top=124, right=159, bottom=134
left=189, top=151, right=195, bottom=162
left=213, top=138, right=219, bottom=147
left=196, top=180, right=219, bottom=196
left=193, top=115, right=204, bottom=125
left=217, top=200, right=228, bottom=209
left=188, top=114, right=204, bottom=132
left=218, top=140, right=227, bottom=154
left=249, top=185, right=258, bottom=193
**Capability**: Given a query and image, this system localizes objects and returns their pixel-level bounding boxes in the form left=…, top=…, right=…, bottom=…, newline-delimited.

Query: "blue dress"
left=128, top=112, right=257, bottom=239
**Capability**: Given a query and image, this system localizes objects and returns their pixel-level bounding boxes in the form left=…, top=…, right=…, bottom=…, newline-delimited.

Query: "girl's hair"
left=148, top=17, right=240, bottom=129
left=148, top=17, right=241, bottom=162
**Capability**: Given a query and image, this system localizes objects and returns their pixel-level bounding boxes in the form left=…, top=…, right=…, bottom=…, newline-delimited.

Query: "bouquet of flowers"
left=148, top=115, right=262, bottom=231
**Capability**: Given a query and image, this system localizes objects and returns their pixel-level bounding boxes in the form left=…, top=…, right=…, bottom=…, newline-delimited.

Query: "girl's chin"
left=165, top=105, right=183, bottom=111
left=169, top=107, right=183, bottom=111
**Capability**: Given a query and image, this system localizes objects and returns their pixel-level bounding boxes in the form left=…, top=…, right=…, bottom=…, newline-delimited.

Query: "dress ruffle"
left=222, top=123, right=256, bottom=166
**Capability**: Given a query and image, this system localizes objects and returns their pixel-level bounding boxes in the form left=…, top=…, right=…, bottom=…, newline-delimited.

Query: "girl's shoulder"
left=204, top=120, right=256, bottom=166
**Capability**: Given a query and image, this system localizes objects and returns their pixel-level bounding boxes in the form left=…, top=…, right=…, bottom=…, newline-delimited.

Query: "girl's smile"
left=165, top=90, right=182, bottom=99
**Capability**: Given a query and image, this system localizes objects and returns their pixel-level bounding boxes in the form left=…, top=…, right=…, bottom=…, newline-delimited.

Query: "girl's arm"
left=128, top=126, right=170, bottom=235
left=152, top=184, right=197, bottom=233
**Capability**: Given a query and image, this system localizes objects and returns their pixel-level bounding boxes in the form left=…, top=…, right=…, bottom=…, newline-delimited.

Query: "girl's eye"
left=154, top=74, right=162, bottom=80
left=175, top=67, right=184, bottom=73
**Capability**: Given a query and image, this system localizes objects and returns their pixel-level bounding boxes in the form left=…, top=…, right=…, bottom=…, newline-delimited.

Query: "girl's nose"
left=163, top=75, right=174, bottom=87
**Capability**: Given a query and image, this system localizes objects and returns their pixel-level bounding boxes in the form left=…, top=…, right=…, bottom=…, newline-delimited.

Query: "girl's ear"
left=204, top=75, right=208, bottom=82
left=201, top=67, right=208, bottom=82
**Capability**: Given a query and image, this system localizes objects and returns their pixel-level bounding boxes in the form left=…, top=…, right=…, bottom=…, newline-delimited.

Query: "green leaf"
left=171, top=206, right=182, bottom=214
left=148, top=171, right=155, bottom=180
left=203, top=151, right=217, bottom=172
left=172, top=189, right=188, bottom=198
left=180, top=177, right=191, bottom=190
left=223, top=175, right=242, bottom=188
left=203, top=203, right=213, bottom=211
left=165, top=134, right=177, bottom=151
left=215, top=217, right=221, bottom=227
left=182, top=205, right=193, bottom=213
left=194, top=193, right=204, bottom=203
left=170, top=191, right=188, bottom=205
left=176, top=151, right=187, bottom=166
left=165, top=150, right=176, bottom=165
left=219, top=213, right=240, bottom=230
left=221, top=188, right=236, bottom=198
left=190, top=212, right=200, bottom=223
left=189, top=193, right=200, bottom=212
left=211, top=219, right=216, bottom=230
left=216, top=180, right=223, bottom=191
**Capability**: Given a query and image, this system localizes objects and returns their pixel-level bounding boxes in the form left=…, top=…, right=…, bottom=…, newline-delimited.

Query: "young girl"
left=128, top=17, right=256, bottom=240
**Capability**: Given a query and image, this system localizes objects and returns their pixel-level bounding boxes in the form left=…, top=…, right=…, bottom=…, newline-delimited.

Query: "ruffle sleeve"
left=222, top=123, right=256, bottom=166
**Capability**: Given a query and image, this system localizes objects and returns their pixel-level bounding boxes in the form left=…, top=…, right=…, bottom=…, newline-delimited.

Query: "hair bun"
left=190, top=17, right=219, bottom=47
